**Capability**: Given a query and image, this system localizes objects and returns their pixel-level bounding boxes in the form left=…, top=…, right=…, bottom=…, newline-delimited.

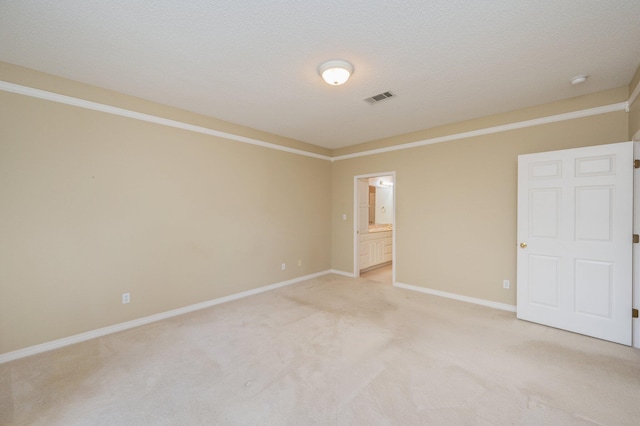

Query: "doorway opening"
left=354, top=172, right=396, bottom=285
left=360, top=263, right=393, bottom=285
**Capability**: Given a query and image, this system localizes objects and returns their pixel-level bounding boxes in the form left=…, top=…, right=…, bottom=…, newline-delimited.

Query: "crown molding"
left=0, top=81, right=332, bottom=161
left=628, top=77, right=640, bottom=109
left=331, top=102, right=628, bottom=161
left=1, top=80, right=632, bottom=162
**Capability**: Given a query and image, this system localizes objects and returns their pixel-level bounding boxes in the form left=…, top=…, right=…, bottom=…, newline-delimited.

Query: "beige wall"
left=0, top=66, right=332, bottom=354
left=331, top=88, right=629, bottom=306
left=1, top=60, right=635, bottom=356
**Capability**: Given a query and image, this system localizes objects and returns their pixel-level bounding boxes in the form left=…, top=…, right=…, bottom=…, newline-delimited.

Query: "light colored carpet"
left=1, top=273, right=639, bottom=425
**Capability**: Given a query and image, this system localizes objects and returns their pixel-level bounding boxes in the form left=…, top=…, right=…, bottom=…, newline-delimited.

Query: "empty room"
left=1, top=1, right=640, bottom=425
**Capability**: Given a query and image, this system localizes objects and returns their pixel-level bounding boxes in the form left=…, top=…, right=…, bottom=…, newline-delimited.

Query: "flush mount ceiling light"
left=318, top=60, right=353, bottom=85
left=570, top=74, right=589, bottom=85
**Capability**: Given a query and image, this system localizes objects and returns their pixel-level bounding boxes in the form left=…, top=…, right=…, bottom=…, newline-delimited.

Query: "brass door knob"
left=520, top=242, right=527, bottom=248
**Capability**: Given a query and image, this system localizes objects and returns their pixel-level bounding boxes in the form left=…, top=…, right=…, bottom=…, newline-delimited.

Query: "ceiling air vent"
left=364, top=91, right=395, bottom=105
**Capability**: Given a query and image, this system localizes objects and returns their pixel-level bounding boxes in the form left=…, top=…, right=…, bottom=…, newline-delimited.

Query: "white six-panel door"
left=517, top=142, right=634, bottom=345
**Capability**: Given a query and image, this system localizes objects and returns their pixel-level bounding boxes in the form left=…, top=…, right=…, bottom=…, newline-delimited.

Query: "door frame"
left=634, top=141, right=640, bottom=349
left=353, top=171, right=396, bottom=284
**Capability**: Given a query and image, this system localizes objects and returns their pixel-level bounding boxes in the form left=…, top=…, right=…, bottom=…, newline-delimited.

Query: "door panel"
left=574, top=259, right=612, bottom=317
left=529, top=189, right=560, bottom=238
left=575, top=186, right=613, bottom=241
left=517, top=142, right=633, bottom=345
left=528, top=255, right=560, bottom=307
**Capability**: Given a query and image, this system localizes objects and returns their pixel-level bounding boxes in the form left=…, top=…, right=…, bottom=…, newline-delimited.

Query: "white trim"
left=0, top=81, right=332, bottom=162
left=629, top=78, right=640, bottom=109
left=394, top=282, right=517, bottom=312
left=353, top=172, right=396, bottom=282
left=0, top=270, right=332, bottom=364
left=634, top=142, right=640, bottom=349
left=330, top=269, right=356, bottom=278
left=332, top=103, right=628, bottom=162
left=353, top=175, right=360, bottom=278
left=1, top=80, right=633, bottom=162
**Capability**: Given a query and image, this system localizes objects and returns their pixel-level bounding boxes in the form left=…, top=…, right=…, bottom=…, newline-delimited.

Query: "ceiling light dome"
left=570, top=74, right=588, bottom=85
left=318, top=60, right=353, bottom=85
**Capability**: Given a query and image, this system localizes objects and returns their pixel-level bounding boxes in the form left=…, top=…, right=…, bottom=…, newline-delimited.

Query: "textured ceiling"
left=1, top=1, right=639, bottom=149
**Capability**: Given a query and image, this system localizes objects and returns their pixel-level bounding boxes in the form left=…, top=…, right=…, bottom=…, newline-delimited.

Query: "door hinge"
left=633, top=308, right=639, bottom=319
left=634, top=234, right=639, bottom=244
left=635, top=159, right=640, bottom=169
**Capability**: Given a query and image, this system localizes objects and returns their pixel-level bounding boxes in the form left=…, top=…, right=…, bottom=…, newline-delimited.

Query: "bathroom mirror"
left=368, top=176, right=394, bottom=226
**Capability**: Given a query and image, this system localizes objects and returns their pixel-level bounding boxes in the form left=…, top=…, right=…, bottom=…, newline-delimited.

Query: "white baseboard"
left=394, top=282, right=517, bottom=312
left=330, top=269, right=356, bottom=278
left=0, top=270, right=332, bottom=364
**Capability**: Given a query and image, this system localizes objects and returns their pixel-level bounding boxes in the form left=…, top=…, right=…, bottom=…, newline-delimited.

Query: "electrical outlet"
left=281, top=263, right=286, bottom=271
left=503, top=280, right=510, bottom=289
left=122, top=293, right=130, bottom=304
left=342, top=213, right=347, bottom=221
left=297, top=259, right=302, bottom=267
